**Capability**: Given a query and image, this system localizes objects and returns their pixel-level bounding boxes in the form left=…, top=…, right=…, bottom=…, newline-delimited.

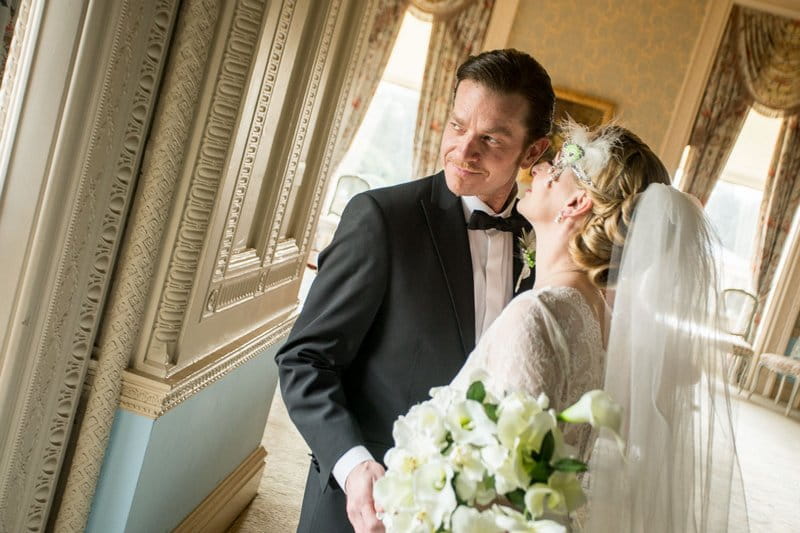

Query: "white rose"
left=373, top=470, right=413, bottom=516
left=393, top=402, right=448, bottom=457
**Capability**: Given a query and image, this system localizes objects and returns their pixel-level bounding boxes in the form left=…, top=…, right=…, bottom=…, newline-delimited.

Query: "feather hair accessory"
left=551, top=118, right=622, bottom=186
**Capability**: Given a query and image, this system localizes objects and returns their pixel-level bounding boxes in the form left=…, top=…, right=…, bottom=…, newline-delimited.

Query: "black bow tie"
left=467, top=210, right=526, bottom=233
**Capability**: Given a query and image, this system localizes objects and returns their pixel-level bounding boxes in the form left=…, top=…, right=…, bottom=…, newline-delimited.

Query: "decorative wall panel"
left=0, top=1, right=180, bottom=531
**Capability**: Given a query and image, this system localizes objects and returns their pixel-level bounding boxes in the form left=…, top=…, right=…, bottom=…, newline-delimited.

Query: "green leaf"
left=540, top=431, right=555, bottom=463
left=440, top=432, right=454, bottom=455
left=530, top=460, right=552, bottom=483
left=483, top=402, right=499, bottom=422
left=552, top=458, right=589, bottom=473
left=467, top=381, right=486, bottom=403
left=506, top=488, right=526, bottom=510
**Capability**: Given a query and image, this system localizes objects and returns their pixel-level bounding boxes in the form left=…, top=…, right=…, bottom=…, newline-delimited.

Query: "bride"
left=444, top=120, right=747, bottom=531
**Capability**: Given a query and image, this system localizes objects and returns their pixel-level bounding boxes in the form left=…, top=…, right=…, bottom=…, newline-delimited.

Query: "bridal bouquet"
left=373, top=374, right=622, bottom=532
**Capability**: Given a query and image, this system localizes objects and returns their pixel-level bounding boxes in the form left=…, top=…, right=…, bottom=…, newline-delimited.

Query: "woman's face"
left=517, top=156, right=582, bottom=226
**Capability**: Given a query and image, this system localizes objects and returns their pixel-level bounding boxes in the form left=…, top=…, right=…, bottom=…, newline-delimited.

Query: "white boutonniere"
left=515, top=229, right=536, bottom=292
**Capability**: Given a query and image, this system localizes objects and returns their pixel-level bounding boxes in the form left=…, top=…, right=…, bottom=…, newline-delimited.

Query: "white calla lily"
left=547, top=471, right=586, bottom=514
left=559, top=390, right=623, bottom=441
left=524, top=484, right=556, bottom=518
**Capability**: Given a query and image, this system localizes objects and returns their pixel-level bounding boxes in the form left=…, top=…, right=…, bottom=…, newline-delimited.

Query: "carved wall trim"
left=202, top=0, right=346, bottom=322
left=53, top=0, right=221, bottom=530
left=0, top=0, right=38, bottom=191
left=212, top=0, right=298, bottom=283
left=122, top=316, right=293, bottom=418
left=263, top=0, right=342, bottom=266
left=0, top=1, right=180, bottom=531
left=146, top=0, right=268, bottom=368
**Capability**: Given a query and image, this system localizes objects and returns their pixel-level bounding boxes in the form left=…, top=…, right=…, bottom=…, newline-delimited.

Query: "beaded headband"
left=548, top=119, right=621, bottom=186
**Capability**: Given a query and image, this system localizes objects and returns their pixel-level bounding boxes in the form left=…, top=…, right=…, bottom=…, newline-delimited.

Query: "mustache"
left=445, top=157, right=486, bottom=174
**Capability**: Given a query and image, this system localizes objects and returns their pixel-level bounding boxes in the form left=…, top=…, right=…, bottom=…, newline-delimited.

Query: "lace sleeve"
left=453, top=292, right=568, bottom=409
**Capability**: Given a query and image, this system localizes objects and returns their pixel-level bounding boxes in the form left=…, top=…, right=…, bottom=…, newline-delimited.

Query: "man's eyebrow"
left=483, top=125, right=512, bottom=137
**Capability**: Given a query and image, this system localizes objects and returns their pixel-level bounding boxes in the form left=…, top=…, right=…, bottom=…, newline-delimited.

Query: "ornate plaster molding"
left=264, top=0, right=342, bottom=265
left=53, top=0, right=220, bottom=530
left=212, top=0, right=298, bottom=283
left=122, top=315, right=294, bottom=418
left=147, top=0, right=269, bottom=367
left=0, top=0, right=36, bottom=175
left=0, top=2, right=180, bottom=532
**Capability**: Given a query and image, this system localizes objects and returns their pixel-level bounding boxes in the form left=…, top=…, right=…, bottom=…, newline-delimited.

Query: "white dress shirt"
left=461, top=195, right=515, bottom=341
left=332, top=195, right=516, bottom=492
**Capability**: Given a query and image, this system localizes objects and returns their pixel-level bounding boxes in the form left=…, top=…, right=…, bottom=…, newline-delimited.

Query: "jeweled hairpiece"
left=549, top=118, right=621, bottom=186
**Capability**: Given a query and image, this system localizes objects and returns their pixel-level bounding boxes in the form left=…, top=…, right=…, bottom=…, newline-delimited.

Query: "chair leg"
left=775, top=376, right=787, bottom=404
left=785, top=379, right=800, bottom=417
left=728, top=356, right=740, bottom=384
left=747, top=366, right=762, bottom=399
left=737, top=359, right=752, bottom=393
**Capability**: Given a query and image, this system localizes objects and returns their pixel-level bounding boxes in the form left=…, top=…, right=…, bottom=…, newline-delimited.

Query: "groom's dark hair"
left=455, top=49, right=555, bottom=144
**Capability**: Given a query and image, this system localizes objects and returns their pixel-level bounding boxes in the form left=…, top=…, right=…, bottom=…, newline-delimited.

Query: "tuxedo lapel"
left=420, top=173, right=475, bottom=355
left=512, top=202, right=535, bottom=295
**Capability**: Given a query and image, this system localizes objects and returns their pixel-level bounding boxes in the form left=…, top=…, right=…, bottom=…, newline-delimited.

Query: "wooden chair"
left=720, top=288, right=758, bottom=389
left=748, top=340, right=800, bottom=416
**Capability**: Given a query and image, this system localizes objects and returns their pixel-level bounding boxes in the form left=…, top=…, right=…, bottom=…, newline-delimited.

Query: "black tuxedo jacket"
left=275, top=172, right=534, bottom=532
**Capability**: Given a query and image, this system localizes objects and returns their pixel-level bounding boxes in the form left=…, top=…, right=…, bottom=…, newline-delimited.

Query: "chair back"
left=789, top=339, right=800, bottom=360
left=721, top=288, right=758, bottom=340
left=328, top=175, right=370, bottom=217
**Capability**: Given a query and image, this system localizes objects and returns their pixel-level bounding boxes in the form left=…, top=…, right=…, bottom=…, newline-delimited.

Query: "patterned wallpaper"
left=507, top=0, right=709, bottom=153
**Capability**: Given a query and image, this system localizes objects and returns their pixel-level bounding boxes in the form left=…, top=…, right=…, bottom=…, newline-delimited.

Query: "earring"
left=555, top=211, right=564, bottom=224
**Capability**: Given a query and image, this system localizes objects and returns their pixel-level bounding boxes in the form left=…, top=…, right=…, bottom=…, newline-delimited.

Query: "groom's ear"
left=564, top=190, right=593, bottom=218
left=520, top=137, right=550, bottom=168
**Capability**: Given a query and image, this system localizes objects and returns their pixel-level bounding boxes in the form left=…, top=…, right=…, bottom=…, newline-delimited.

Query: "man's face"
left=440, top=80, right=543, bottom=212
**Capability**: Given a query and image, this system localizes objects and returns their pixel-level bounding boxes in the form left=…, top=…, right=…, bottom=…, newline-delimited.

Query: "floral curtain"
left=679, top=10, right=750, bottom=205
left=739, top=9, right=800, bottom=117
left=744, top=7, right=800, bottom=327
left=411, top=0, right=495, bottom=178
left=330, top=0, right=409, bottom=171
left=752, top=116, right=800, bottom=324
left=0, top=0, right=19, bottom=80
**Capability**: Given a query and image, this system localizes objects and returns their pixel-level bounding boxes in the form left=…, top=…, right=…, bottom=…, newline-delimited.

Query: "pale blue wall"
left=87, top=342, right=282, bottom=533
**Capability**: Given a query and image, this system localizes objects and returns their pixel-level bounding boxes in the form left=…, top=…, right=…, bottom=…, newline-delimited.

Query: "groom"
left=276, top=49, right=554, bottom=533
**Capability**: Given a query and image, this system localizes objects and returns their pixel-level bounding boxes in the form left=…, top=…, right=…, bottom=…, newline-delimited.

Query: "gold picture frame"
left=553, top=88, right=615, bottom=128
left=518, top=89, right=615, bottom=186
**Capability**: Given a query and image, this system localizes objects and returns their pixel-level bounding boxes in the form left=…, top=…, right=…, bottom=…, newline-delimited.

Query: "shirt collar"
left=461, top=186, right=518, bottom=220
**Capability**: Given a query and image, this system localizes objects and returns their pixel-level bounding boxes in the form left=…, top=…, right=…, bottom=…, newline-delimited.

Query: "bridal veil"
left=585, top=184, right=748, bottom=532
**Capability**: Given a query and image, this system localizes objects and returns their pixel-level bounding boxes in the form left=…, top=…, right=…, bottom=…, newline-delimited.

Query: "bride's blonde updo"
left=568, top=126, right=671, bottom=288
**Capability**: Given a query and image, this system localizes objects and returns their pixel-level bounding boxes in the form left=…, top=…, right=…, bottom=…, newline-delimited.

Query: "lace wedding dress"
left=451, top=286, right=605, bottom=457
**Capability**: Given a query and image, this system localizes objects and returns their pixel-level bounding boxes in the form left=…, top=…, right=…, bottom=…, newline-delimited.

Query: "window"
left=692, top=109, right=784, bottom=290
left=310, top=11, right=432, bottom=260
